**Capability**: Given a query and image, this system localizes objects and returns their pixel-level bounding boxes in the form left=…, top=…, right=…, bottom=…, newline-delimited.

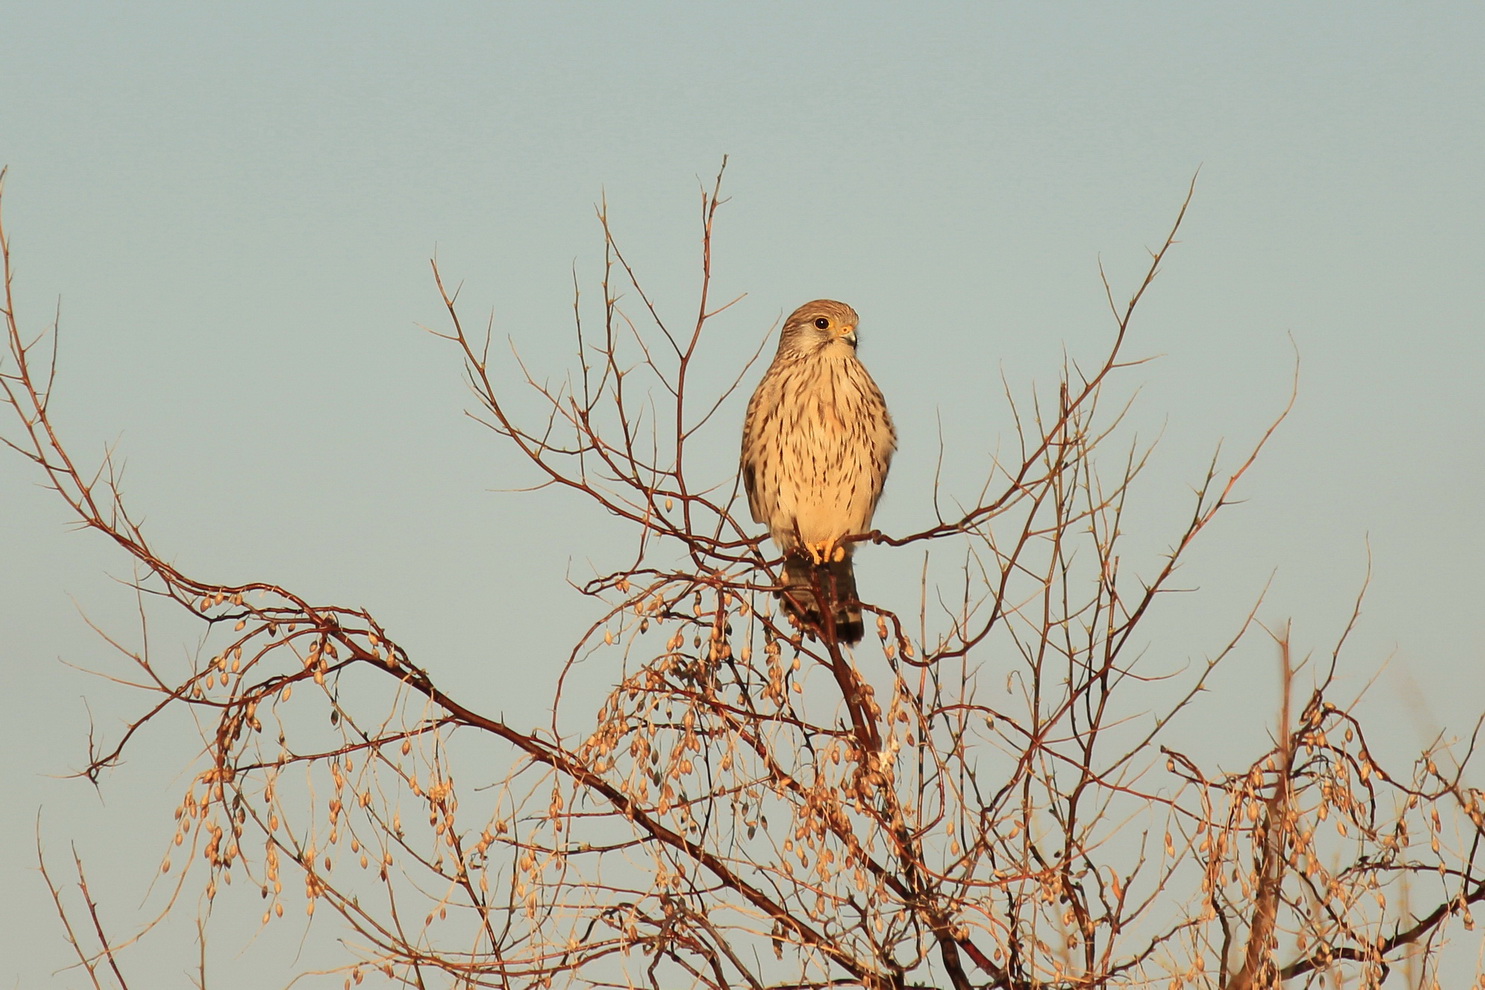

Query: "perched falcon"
left=740, top=300, right=895, bottom=644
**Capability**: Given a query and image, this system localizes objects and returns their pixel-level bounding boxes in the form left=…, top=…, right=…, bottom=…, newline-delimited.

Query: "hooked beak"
left=841, top=325, right=857, bottom=348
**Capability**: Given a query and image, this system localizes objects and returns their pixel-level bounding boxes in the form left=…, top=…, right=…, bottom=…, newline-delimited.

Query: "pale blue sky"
left=2, top=4, right=1483, bottom=986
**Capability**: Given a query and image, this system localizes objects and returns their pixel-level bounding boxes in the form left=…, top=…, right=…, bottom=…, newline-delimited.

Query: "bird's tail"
left=779, top=553, right=864, bottom=645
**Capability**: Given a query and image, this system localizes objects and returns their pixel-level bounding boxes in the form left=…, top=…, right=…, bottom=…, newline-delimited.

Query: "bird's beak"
left=841, top=326, right=857, bottom=347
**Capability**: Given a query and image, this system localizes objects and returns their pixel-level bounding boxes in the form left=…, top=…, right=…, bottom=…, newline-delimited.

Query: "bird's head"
left=777, top=299, right=860, bottom=356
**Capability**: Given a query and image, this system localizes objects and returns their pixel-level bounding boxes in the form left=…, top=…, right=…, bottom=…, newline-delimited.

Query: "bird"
left=740, top=299, right=895, bottom=644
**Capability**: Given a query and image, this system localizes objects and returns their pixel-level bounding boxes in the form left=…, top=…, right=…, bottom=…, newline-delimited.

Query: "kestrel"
left=740, top=300, right=895, bottom=644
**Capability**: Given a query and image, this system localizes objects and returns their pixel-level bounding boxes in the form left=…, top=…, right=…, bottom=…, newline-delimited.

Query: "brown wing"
left=739, top=369, right=775, bottom=525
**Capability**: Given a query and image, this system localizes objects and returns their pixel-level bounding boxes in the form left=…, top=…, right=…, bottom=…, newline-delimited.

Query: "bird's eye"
left=813, top=317, right=830, bottom=330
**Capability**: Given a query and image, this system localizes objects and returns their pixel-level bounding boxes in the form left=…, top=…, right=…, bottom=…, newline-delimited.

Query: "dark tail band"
left=778, top=554, right=864, bottom=645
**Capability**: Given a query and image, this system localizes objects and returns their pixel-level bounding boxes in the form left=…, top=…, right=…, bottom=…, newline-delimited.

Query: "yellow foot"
left=804, top=540, right=847, bottom=565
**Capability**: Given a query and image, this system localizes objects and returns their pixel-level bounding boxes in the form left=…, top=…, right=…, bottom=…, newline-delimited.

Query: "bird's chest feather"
left=776, top=358, right=880, bottom=471
left=745, top=346, right=893, bottom=548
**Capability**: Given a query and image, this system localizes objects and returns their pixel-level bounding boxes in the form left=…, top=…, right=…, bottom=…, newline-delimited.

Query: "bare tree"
left=5, top=163, right=1483, bottom=990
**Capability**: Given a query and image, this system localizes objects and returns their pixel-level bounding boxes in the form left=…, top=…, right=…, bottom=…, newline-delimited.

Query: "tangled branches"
left=5, top=163, right=1483, bottom=989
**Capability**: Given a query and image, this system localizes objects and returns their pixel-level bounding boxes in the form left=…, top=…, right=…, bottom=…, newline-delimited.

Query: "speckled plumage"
left=740, top=300, right=895, bottom=644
